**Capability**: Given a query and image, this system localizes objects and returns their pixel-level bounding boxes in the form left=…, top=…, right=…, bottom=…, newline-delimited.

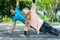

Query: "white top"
left=30, top=2, right=44, bottom=33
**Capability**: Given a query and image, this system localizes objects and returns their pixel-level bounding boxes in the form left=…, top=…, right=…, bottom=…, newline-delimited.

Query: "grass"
left=2, top=17, right=60, bottom=25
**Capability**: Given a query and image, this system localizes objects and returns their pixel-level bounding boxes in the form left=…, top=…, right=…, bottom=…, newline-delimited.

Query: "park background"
left=0, top=0, right=60, bottom=24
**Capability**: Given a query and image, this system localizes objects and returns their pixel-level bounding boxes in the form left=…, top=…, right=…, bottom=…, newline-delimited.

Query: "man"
left=22, top=0, right=60, bottom=36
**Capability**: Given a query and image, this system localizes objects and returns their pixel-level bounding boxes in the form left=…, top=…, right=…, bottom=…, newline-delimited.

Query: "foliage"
left=36, top=0, right=60, bottom=22
left=0, top=0, right=60, bottom=22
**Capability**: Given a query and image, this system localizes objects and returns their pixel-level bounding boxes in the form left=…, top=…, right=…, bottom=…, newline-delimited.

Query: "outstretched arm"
left=31, top=0, right=36, bottom=9
left=16, top=0, right=20, bottom=6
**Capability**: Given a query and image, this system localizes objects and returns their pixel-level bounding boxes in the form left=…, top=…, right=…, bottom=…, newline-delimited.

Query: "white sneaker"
left=37, top=31, right=40, bottom=34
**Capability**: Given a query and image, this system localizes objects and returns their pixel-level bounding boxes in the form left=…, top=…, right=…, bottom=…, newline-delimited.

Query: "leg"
left=43, top=22, right=60, bottom=34
left=40, top=22, right=53, bottom=32
left=40, top=26, right=59, bottom=36
left=40, top=21, right=59, bottom=36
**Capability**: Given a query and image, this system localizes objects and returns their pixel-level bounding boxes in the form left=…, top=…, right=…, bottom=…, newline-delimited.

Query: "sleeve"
left=15, top=6, right=22, bottom=13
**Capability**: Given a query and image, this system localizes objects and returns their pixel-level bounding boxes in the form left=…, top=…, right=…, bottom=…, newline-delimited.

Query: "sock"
left=24, top=31, right=27, bottom=35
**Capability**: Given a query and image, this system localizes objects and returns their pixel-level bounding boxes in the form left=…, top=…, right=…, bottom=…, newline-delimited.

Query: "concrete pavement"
left=0, top=24, right=60, bottom=40
left=0, top=22, right=60, bottom=40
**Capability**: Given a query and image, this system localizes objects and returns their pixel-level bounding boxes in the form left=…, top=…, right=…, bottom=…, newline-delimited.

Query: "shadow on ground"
left=0, top=25, right=60, bottom=40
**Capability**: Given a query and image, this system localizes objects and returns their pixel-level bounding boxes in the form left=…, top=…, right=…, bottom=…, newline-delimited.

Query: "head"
left=10, top=9, right=15, bottom=15
left=22, top=8, right=31, bottom=14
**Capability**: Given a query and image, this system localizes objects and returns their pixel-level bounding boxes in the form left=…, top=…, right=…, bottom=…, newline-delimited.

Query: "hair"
left=22, top=7, right=30, bottom=15
left=23, top=7, right=29, bottom=10
left=7, top=9, right=11, bottom=14
left=7, top=9, right=15, bottom=16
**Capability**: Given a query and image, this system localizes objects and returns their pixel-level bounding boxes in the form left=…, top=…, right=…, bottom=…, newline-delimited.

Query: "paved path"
left=0, top=25, right=60, bottom=40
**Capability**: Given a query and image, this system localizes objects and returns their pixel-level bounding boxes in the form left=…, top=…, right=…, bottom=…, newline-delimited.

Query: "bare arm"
left=11, top=22, right=16, bottom=32
left=24, top=11, right=31, bottom=35
left=16, top=0, right=20, bottom=6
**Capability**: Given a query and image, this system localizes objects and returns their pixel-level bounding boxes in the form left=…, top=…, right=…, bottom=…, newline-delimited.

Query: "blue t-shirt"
left=13, top=6, right=26, bottom=24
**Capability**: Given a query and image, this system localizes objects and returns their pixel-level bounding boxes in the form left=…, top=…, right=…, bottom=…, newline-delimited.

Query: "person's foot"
left=57, top=34, right=60, bottom=36
left=58, top=34, right=60, bottom=36
left=8, top=30, right=13, bottom=33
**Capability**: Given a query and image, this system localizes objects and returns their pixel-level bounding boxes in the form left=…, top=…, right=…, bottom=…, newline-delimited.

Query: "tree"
left=36, top=0, right=60, bottom=22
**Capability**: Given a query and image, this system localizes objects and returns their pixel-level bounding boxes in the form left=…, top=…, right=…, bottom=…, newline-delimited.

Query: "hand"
left=7, top=30, right=13, bottom=33
left=10, top=29, right=14, bottom=33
